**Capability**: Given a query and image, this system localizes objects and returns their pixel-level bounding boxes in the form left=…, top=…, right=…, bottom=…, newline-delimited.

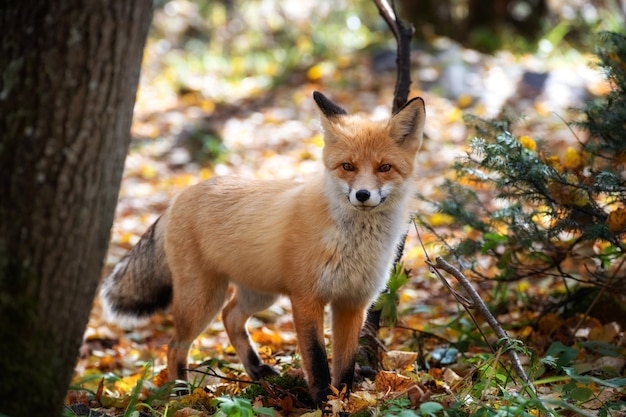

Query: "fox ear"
left=388, top=97, right=425, bottom=150
left=313, top=91, right=348, bottom=118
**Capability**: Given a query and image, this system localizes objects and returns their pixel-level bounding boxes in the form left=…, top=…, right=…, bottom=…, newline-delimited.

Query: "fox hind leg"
left=167, top=271, right=229, bottom=382
left=222, top=286, right=279, bottom=380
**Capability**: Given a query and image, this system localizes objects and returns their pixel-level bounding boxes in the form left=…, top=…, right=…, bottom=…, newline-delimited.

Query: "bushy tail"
left=101, top=215, right=172, bottom=324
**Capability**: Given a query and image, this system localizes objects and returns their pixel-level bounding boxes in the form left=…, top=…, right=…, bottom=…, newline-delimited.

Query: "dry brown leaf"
left=581, top=388, right=620, bottom=410
left=590, top=356, right=626, bottom=373
left=381, top=350, right=418, bottom=371
left=442, top=368, right=462, bottom=385
left=375, top=370, right=416, bottom=393
left=174, top=407, right=210, bottom=417
left=408, top=385, right=431, bottom=408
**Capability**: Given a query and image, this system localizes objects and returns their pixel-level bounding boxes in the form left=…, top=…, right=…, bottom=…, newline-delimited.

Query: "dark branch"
left=373, top=0, right=415, bottom=114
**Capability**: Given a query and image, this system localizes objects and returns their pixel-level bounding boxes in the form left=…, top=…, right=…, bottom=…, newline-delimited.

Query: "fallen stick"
left=428, top=256, right=537, bottom=397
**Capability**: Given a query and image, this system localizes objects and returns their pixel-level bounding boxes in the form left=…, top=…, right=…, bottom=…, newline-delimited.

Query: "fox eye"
left=378, top=164, right=392, bottom=172
left=342, top=163, right=356, bottom=171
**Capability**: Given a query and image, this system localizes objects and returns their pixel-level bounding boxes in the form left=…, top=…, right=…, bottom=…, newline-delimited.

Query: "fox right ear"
left=313, top=91, right=348, bottom=118
left=388, top=97, right=426, bottom=151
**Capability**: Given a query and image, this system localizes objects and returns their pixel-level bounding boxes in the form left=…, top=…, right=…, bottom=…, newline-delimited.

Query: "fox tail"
left=100, top=215, right=172, bottom=325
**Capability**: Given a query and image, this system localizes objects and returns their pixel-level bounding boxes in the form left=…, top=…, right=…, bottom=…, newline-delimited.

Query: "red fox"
left=101, top=91, right=425, bottom=404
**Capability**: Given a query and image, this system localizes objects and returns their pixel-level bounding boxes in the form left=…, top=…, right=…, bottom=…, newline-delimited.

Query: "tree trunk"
left=0, top=1, right=152, bottom=415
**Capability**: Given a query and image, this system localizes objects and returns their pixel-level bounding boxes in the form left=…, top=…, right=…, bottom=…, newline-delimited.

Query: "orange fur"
left=101, top=92, right=426, bottom=405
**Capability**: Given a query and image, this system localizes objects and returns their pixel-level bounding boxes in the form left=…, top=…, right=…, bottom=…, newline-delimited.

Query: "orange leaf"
left=607, top=207, right=626, bottom=233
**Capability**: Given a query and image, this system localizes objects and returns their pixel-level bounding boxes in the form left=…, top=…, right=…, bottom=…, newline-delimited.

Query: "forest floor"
left=66, top=13, right=625, bottom=416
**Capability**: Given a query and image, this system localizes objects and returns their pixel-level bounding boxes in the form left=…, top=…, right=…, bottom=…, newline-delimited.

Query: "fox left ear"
left=313, top=91, right=348, bottom=118
left=388, top=97, right=425, bottom=150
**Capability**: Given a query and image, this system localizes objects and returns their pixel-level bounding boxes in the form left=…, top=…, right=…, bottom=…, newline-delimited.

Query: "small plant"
left=417, top=31, right=626, bottom=305
left=377, top=397, right=445, bottom=417
left=241, top=374, right=309, bottom=406
left=374, top=263, right=410, bottom=327
left=212, top=396, right=274, bottom=417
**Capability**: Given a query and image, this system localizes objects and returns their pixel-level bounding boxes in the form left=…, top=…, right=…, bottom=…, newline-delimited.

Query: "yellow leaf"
left=200, top=168, right=213, bottom=181
left=181, top=92, right=200, bottom=107
left=534, top=101, right=551, bottom=116
left=544, top=155, right=562, bottom=172
left=114, top=373, right=142, bottom=394
left=429, top=212, right=455, bottom=226
left=519, top=135, right=536, bottom=151
left=456, top=94, right=473, bottom=109
left=299, top=410, right=323, bottom=417
left=307, top=63, right=326, bottom=81
left=251, top=327, right=282, bottom=348
left=563, top=147, right=583, bottom=170
left=349, top=391, right=377, bottom=408
left=141, top=163, right=158, bottom=179
left=446, top=107, right=463, bottom=123
left=200, top=99, right=216, bottom=114
left=308, top=133, right=324, bottom=148
left=337, top=55, right=352, bottom=68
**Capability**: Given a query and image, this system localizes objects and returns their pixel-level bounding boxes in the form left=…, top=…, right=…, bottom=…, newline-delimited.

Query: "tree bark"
left=0, top=1, right=152, bottom=415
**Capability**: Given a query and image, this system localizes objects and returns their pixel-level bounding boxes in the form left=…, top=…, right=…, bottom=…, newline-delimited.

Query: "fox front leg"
left=290, top=297, right=332, bottom=405
left=331, top=302, right=367, bottom=391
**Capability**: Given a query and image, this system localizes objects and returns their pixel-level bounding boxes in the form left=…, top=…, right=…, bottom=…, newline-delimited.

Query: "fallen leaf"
left=580, top=388, right=620, bottom=410
left=375, top=370, right=416, bottom=393
left=299, top=410, right=322, bottom=417
left=381, top=350, right=418, bottom=371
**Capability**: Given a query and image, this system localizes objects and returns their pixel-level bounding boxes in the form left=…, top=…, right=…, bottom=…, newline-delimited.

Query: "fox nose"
left=355, top=189, right=370, bottom=202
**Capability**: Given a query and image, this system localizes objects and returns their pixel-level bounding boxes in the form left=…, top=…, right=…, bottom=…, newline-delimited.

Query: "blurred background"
left=131, top=0, right=623, bottom=175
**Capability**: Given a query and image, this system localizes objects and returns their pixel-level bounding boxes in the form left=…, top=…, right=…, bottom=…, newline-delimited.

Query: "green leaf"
left=578, top=341, right=624, bottom=357
left=546, top=341, right=578, bottom=371
left=419, top=401, right=444, bottom=416
left=387, top=263, right=409, bottom=292
left=568, top=387, right=594, bottom=402
left=564, top=367, right=626, bottom=388
left=396, top=411, right=419, bottom=417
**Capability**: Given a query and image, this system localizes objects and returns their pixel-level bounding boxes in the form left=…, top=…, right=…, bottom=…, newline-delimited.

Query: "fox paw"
left=250, top=364, right=279, bottom=380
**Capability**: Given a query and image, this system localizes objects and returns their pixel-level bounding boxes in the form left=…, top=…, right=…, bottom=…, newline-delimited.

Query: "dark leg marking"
left=307, top=330, right=331, bottom=404
left=337, top=354, right=356, bottom=392
left=176, top=362, right=187, bottom=380
left=247, top=349, right=278, bottom=380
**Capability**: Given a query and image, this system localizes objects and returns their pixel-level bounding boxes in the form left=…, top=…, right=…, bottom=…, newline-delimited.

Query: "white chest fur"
left=315, top=205, right=407, bottom=306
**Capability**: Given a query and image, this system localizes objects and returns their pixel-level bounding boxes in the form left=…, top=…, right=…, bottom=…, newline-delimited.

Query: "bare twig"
left=413, top=220, right=536, bottom=395
left=186, top=367, right=262, bottom=385
left=432, top=256, right=536, bottom=396
left=415, top=222, right=495, bottom=354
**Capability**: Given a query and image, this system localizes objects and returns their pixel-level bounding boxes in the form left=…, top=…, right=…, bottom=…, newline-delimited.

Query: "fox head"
left=313, top=91, right=425, bottom=211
